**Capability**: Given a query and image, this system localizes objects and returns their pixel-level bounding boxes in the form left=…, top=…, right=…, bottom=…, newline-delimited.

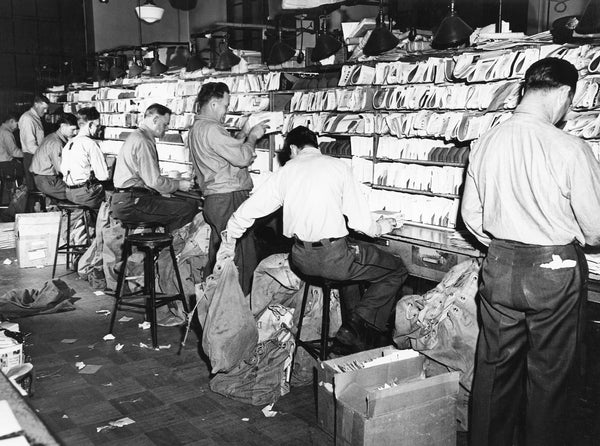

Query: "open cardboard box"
left=317, top=347, right=459, bottom=446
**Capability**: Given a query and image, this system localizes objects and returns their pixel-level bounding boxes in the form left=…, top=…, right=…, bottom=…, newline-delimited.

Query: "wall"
left=91, top=0, right=227, bottom=51
left=91, top=0, right=191, bottom=51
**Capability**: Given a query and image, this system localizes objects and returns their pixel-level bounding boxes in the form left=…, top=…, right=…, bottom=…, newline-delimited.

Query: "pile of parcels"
left=0, top=322, right=34, bottom=396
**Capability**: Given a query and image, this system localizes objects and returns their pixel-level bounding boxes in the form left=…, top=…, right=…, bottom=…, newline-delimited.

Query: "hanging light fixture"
left=128, top=59, right=145, bottom=77
left=150, top=49, right=168, bottom=76
left=215, top=34, right=241, bottom=71
left=575, top=0, right=600, bottom=35
left=363, top=0, right=399, bottom=56
left=431, top=0, right=473, bottom=49
left=135, top=0, right=164, bottom=24
left=268, top=25, right=295, bottom=66
left=311, top=16, right=341, bottom=62
left=186, top=42, right=207, bottom=72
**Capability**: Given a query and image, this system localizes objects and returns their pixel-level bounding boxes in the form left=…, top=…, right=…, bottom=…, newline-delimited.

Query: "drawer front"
left=384, top=239, right=475, bottom=282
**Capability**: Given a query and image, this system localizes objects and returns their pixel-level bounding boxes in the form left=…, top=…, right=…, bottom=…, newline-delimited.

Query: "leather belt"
left=294, top=236, right=343, bottom=248
left=115, top=187, right=157, bottom=195
left=65, top=183, right=87, bottom=189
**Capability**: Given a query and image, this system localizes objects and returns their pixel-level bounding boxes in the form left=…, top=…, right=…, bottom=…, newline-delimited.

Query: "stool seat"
left=56, top=201, right=91, bottom=211
left=119, top=220, right=163, bottom=231
left=127, top=233, right=172, bottom=247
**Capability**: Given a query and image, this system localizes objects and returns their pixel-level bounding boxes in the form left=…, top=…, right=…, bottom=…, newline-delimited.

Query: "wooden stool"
left=294, top=278, right=341, bottom=361
left=108, top=232, right=188, bottom=349
left=52, top=202, right=93, bottom=278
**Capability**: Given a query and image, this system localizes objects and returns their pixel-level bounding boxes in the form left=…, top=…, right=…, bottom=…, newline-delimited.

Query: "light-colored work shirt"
left=112, top=125, right=178, bottom=194
left=0, top=124, right=23, bottom=162
left=461, top=102, right=600, bottom=247
left=188, top=115, right=255, bottom=196
left=18, top=108, right=44, bottom=154
left=60, top=134, right=109, bottom=186
left=30, top=131, right=67, bottom=176
left=227, top=147, right=379, bottom=242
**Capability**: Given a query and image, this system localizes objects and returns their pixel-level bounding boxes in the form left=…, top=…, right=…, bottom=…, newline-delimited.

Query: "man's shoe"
left=332, top=313, right=370, bottom=354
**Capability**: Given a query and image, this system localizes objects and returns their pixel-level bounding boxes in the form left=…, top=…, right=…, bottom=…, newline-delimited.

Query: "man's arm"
left=4, top=132, right=23, bottom=158
left=48, top=140, right=63, bottom=173
left=89, top=140, right=109, bottom=181
left=226, top=172, right=284, bottom=239
left=341, top=165, right=387, bottom=237
left=570, top=142, right=600, bottom=246
left=461, top=168, right=491, bottom=246
left=207, top=125, right=256, bottom=168
left=135, top=138, right=179, bottom=194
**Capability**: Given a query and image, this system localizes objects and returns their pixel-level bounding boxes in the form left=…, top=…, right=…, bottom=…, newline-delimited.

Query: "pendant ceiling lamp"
left=150, top=49, right=168, bottom=76
left=128, top=60, right=145, bottom=78
left=135, top=0, right=164, bottom=24
left=186, top=52, right=207, bottom=72
left=431, top=0, right=473, bottom=49
left=215, top=35, right=241, bottom=71
left=575, top=0, right=600, bottom=34
left=268, top=26, right=295, bottom=66
left=363, top=0, right=399, bottom=56
left=311, top=16, right=342, bottom=62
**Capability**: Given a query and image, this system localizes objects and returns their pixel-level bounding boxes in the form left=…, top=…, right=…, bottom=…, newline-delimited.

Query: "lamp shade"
left=135, top=1, right=164, bottom=24
left=311, top=33, right=341, bottom=62
left=268, top=41, right=295, bottom=65
left=363, top=27, right=399, bottom=56
left=128, top=62, right=145, bottom=78
left=575, top=0, right=600, bottom=34
left=432, top=9, right=473, bottom=49
left=186, top=54, right=206, bottom=72
left=215, top=49, right=241, bottom=71
left=109, top=65, right=126, bottom=80
left=150, top=58, right=168, bottom=76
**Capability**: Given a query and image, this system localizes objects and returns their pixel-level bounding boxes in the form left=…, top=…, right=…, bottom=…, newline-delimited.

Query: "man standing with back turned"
left=462, top=58, right=600, bottom=446
left=19, top=95, right=49, bottom=190
left=188, top=82, right=266, bottom=295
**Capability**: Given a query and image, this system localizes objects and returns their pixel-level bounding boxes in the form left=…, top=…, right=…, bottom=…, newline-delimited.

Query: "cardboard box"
left=14, top=212, right=62, bottom=268
left=0, top=337, right=23, bottom=373
left=317, top=347, right=460, bottom=446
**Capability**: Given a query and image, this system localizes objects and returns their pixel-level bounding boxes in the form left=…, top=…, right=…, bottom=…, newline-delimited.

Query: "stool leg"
left=145, top=248, right=159, bottom=349
left=290, top=281, right=311, bottom=380
left=82, top=210, right=91, bottom=248
left=52, top=210, right=64, bottom=279
left=170, top=244, right=189, bottom=313
left=111, top=240, right=131, bottom=332
left=65, top=210, right=72, bottom=270
left=0, top=179, right=4, bottom=206
left=321, top=285, right=331, bottom=361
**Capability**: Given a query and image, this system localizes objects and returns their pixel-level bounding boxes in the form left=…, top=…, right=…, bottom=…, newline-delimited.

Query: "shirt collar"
left=296, top=146, right=321, bottom=156
left=195, top=114, right=222, bottom=125
left=513, top=102, right=553, bottom=125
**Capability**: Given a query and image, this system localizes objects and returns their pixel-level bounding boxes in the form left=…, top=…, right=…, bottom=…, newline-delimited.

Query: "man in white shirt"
left=60, top=107, right=108, bottom=208
left=19, top=95, right=48, bottom=190
left=223, top=126, right=408, bottom=353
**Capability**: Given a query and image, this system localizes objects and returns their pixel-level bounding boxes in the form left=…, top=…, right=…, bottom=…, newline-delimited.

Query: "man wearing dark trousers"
left=18, top=95, right=48, bottom=190
left=111, top=104, right=198, bottom=232
left=222, top=126, right=408, bottom=353
left=0, top=112, right=24, bottom=186
left=462, top=58, right=600, bottom=446
left=30, top=113, right=78, bottom=201
left=188, top=82, right=266, bottom=295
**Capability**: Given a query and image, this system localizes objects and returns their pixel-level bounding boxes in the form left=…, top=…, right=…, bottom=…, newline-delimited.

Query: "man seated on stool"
left=0, top=112, right=24, bottom=186
left=220, top=126, right=408, bottom=354
left=30, top=113, right=78, bottom=201
left=60, top=107, right=108, bottom=208
left=111, top=103, right=198, bottom=232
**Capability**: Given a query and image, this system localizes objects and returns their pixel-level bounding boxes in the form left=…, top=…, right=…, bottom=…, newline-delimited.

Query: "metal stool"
left=294, top=277, right=341, bottom=361
left=108, top=232, right=189, bottom=349
left=52, top=201, right=92, bottom=278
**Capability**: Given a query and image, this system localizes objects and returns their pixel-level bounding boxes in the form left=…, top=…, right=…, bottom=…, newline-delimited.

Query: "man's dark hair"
left=57, top=113, right=78, bottom=127
left=33, top=95, right=50, bottom=105
left=283, top=126, right=318, bottom=152
left=196, top=82, right=229, bottom=110
left=523, top=57, right=578, bottom=95
left=144, top=103, right=172, bottom=118
left=77, top=106, right=100, bottom=125
left=1, top=111, right=18, bottom=123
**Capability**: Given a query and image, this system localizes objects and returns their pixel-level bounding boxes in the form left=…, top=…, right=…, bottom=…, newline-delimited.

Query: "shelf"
left=371, top=184, right=460, bottom=199
left=375, top=158, right=466, bottom=167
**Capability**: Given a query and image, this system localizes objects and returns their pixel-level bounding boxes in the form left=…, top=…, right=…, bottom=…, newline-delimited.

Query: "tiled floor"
left=2, top=247, right=600, bottom=445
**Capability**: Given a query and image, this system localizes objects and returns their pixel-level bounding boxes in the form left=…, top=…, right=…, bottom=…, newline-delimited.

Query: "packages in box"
left=14, top=212, right=63, bottom=268
left=317, top=346, right=401, bottom=436
left=317, top=347, right=460, bottom=446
